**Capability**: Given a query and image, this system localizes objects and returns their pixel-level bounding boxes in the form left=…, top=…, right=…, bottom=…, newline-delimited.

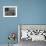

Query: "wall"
left=0, top=0, right=18, bottom=44
left=0, top=0, right=46, bottom=44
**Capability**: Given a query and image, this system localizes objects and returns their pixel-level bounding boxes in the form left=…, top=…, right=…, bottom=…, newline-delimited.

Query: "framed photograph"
left=18, top=24, right=46, bottom=42
left=3, top=6, right=17, bottom=17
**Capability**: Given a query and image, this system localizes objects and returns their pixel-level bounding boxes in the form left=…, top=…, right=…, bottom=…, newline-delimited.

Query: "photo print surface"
left=3, top=6, right=17, bottom=17
left=18, top=25, right=46, bottom=41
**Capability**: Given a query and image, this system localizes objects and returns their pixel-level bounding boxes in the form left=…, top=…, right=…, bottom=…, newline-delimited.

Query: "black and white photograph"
left=18, top=25, right=46, bottom=46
